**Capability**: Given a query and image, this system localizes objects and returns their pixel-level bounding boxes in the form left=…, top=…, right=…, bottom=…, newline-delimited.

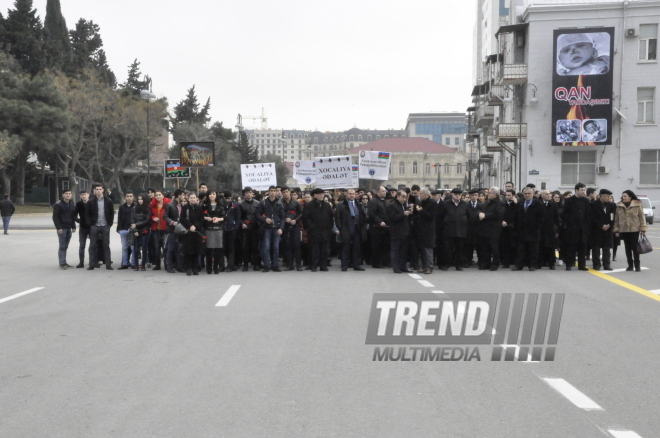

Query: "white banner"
left=240, top=162, right=277, bottom=190
left=358, top=150, right=391, bottom=180
left=351, top=164, right=359, bottom=188
left=315, top=155, right=353, bottom=188
left=292, top=160, right=317, bottom=185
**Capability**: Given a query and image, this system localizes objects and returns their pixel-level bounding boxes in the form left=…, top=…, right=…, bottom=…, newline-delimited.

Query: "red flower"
left=290, top=210, right=296, bottom=214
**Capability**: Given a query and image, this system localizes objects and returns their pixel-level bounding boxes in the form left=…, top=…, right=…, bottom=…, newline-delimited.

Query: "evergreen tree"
left=119, top=59, right=147, bottom=94
left=93, top=49, right=116, bottom=87
left=233, top=130, right=259, bottom=163
left=3, top=0, right=45, bottom=76
left=0, top=12, right=6, bottom=51
left=43, top=0, right=71, bottom=71
left=171, top=85, right=211, bottom=128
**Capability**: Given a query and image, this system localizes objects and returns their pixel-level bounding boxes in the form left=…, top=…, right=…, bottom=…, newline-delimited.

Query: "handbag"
left=174, top=209, right=191, bottom=235
left=637, top=234, right=653, bottom=255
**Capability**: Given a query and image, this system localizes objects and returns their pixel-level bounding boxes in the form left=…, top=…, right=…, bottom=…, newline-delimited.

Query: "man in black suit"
left=538, top=190, right=560, bottom=269
left=464, top=189, right=482, bottom=267
left=85, top=183, right=115, bottom=270
left=561, top=183, right=591, bottom=271
left=477, top=187, right=504, bottom=271
left=442, top=188, right=470, bottom=271
left=367, top=186, right=390, bottom=269
left=413, top=187, right=437, bottom=274
left=432, top=190, right=446, bottom=269
left=512, top=187, right=544, bottom=271
left=500, top=189, right=517, bottom=268
left=302, top=188, right=335, bottom=272
left=336, top=188, right=366, bottom=271
left=387, top=190, right=412, bottom=273
left=590, top=188, right=616, bottom=270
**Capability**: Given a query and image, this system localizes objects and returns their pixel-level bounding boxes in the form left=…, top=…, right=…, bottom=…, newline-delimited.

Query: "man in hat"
left=388, top=190, right=413, bottom=273
left=590, top=188, right=616, bottom=270
left=441, top=188, right=470, bottom=271
left=367, top=186, right=391, bottom=269
left=556, top=32, right=610, bottom=76
left=561, top=183, right=591, bottom=271
left=303, top=188, right=335, bottom=271
left=464, top=189, right=483, bottom=268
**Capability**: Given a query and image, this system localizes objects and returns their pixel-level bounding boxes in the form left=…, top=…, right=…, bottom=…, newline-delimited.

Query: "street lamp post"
left=140, top=85, right=157, bottom=189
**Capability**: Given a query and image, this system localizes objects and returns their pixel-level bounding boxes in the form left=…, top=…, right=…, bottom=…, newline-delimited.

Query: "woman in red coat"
left=149, top=190, right=170, bottom=270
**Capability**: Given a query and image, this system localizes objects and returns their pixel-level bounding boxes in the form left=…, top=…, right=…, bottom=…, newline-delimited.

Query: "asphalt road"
left=1, top=222, right=659, bottom=437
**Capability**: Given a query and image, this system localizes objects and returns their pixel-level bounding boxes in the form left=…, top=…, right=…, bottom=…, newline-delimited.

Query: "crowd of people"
left=49, top=181, right=649, bottom=275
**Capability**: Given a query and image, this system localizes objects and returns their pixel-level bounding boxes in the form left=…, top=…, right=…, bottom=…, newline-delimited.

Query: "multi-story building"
left=469, top=0, right=660, bottom=199
left=350, top=138, right=468, bottom=190
left=405, top=112, right=469, bottom=149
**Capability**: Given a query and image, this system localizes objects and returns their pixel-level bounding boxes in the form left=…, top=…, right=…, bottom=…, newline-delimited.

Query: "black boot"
left=626, top=260, right=633, bottom=271
left=634, top=260, right=641, bottom=272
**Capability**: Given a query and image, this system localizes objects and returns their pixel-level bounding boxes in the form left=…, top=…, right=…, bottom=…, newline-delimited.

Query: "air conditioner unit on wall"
left=598, top=166, right=610, bottom=174
left=626, top=28, right=638, bottom=38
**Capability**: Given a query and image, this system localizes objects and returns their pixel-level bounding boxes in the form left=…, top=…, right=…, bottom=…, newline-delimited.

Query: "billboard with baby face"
left=552, top=27, right=614, bottom=146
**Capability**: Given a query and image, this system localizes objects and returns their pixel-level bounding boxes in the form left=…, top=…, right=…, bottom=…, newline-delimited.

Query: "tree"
left=171, top=85, right=211, bottom=128
left=260, top=153, right=290, bottom=186
left=93, top=49, right=116, bottom=88
left=43, top=0, right=71, bottom=71
left=3, top=0, right=45, bottom=76
left=232, top=130, right=258, bottom=164
left=69, top=18, right=115, bottom=86
left=119, top=59, right=148, bottom=95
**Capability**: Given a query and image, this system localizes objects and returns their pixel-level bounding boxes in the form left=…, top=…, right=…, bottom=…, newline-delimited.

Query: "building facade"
left=406, top=112, right=469, bottom=149
left=468, top=0, right=660, bottom=198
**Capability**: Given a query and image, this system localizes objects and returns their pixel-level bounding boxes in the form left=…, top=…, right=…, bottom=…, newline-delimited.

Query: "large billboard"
left=552, top=27, right=614, bottom=146
left=179, top=141, right=215, bottom=167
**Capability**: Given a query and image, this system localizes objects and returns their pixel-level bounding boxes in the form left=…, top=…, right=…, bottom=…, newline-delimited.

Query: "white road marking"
left=648, top=289, right=660, bottom=294
left=542, top=378, right=603, bottom=410
left=0, top=287, right=45, bottom=305
left=417, top=280, right=434, bottom=288
left=500, top=344, right=537, bottom=363
left=215, top=285, right=241, bottom=307
left=602, top=267, right=649, bottom=274
left=432, top=290, right=444, bottom=294
left=408, top=274, right=422, bottom=279
left=608, top=430, right=643, bottom=438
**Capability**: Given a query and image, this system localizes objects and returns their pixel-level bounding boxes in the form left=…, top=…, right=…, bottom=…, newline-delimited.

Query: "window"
left=412, top=161, right=418, bottom=174
left=349, top=135, right=354, bottom=141
left=376, top=135, right=380, bottom=140
left=457, top=163, right=462, bottom=174
left=640, top=149, right=660, bottom=184
left=399, top=161, right=406, bottom=174
left=434, top=163, right=440, bottom=174
left=358, top=135, right=362, bottom=141
left=561, top=150, right=596, bottom=185
left=639, top=24, right=658, bottom=61
left=444, top=163, right=450, bottom=174
left=445, top=137, right=450, bottom=146
left=455, top=137, right=460, bottom=145
left=638, top=87, right=655, bottom=123
left=425, top=163, right=431, bottom=174
left=367, top=135, right=372, bottom=141
left=384, top=135, right=389, bottom=138
left=444, top=184, right=450, bottom=189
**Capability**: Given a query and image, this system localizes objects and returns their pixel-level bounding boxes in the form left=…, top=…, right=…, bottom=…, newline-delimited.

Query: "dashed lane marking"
left=215, top=285, right=241, bottom=307
left=408, top=274, right=422, bottom=279
left=0, top=287, right=45, bottom=305
left=608, top=431, right=643, bottom=438
left=542, top=378, right=603, bottom=411
left=417, top=280, right=435, bottom=288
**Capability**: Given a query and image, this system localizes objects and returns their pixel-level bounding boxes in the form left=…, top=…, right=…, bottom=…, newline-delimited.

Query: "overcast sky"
left=30, top=0, right=476, bottom=132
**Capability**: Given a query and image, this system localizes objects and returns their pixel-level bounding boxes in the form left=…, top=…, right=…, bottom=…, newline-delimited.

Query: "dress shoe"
left=311, top=268, right=317, bottom=272
left=207, top=269, right=213, bottom=274
left=285, top=267, right=295, bottom=271
left=401, top=268, right=412, bottom=273
left=440, top=266, right=449, bottom=271
left=354, top=266, right=365, bottom=271
left=272, top=267, right=281, bottom=272
left=118, top=265, right=129, bottom=270
left=549, top=265, right=555, bottom=270
left=593, top=266, right=601, bottom=271
left=417, top=269, right=426, bottom=274
left=167, top=269, right=176, bottom=274
left=372, top=265, right=384, bottom=269
left=193, top=270, right=199, bottom=275
left=423, top=269, right=432, bottom=274
left=262, top=268, right=270, bottom=273
left=342, top=267, right=348, bottom=272
left=393, top=270, right=403, bottom=274
left=76, top=263, right=84, bottom=268
left=565, top=266, right=571, bottom=271
left=456, top=267, right=463, bottom=271
left=502, top=265, right=510, bottom=269
left=512, top=267, right=523, bottom=271
left=320, top=267, right=329, bottom=272
left=626, top=266, right=633, bottom=271
left=578, top=267, right=589, bottom=271
left=253, top=266, right=260, bottom=271
left=478, top=266, right=487, bottom=270
left=152, top=266, right=161, bottom=271
left=106, top=266, right=114, bottom=270
left=242, top=265, right=249, bottom=272
left=490, top=266, right=499, bottom=271
left=603, top=266, right=613, bottom=271
left=87, top=266, right=95, bottom=270
left=304, top=266, right=311, bottom=270
left=214, top=267, right=221, bottom=274
left=186, top=269, right=192, bottom=276
left=296, top=267, right=304, bottom=271
left=528, top=267, right=536, bottom=271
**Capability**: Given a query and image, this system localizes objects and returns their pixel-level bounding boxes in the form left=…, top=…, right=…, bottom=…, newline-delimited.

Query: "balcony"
left=500, top=64, right=527, bottom=85
left=486, top=136, right=503, bottom=152
left=496, top=123, right=527, bottom=141
left=474, top=106, right=494, bottom=128
left=487, top=85, right=505, bottom=106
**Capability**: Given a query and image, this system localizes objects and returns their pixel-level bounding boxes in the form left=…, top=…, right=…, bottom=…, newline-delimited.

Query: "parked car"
left=638, top=195, right=655, bottom=225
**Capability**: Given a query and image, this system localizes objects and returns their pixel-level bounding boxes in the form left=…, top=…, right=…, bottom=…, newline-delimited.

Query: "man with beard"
left=303, top=188, right=335, bottom=272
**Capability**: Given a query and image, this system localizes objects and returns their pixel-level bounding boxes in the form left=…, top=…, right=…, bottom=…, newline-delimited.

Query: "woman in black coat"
left=130, top=194, right=152, bottom=270
left=180, top=193, right=206, bottom=275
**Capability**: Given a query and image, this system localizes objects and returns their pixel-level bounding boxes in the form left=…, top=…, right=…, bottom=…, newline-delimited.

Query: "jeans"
left=165, top=232, right=182, bottom=270
left=89, top=225, right=111, bottom=267
left=119, top=230, right=134, bottom=266
left=2, top=216, right=10, bottom=233
left=133, top=232, right=150, bottom=267
left=262, top=228, right=281, bottom=269
left=78, top=227, right=90, bottom=264
left=57, top=228, right=72, bottom=265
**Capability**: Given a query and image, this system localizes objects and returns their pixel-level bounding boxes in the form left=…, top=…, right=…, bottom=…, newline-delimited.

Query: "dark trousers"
left=89, top=225, right=111, bottom=267
left=479, top=237, right=500, bottom=267
left=434, top=235, right=444, bottom=267
left=464, top=236, right=478, bottom=265
left=565, top=240, right=586, bottom=268
left=223, top=230, right=236, bottom=268
left=2, top=216, right=9, bottom=233
left=369, top=230, right=389, bottom=267
left=539, top=246, right=557, bottom=267
left=407, top=238, right=419, bottom=269
left=420, top=247, right=434, bottom=270
left=165, top=232, right=183, bottom=271
left=443, top=237, right=465, bottom=268
left=310, top=239, right=329, bottom=270
left=57, top=228, right=72, bottom=265
left=341, top=229, right=362, bottom=269
left=184, top=254, right=199, bottom=271
left=242, top=229, right=260, bottom=268
left=206, top=248, right=224, bottom=271
left=516, top=240, right=539, bottom=268
left=621, top=232, right=640, bottom=265
left=390, top=238, right=408, bottom=272
left=283, top=225, right=302, bottom=268
left=151, top=230, right=166, bottom=268
left=78, top=227, right=90, bottom=264
left=499, top=228, right=515, bottom=266
left=133, top=233, right=149, bottom=267
left=591, top=245, right=611, bottom=268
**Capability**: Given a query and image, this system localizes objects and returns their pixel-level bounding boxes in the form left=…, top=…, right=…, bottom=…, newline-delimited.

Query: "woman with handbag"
left=613, top=190, right=647, bottom=272
left=203, top=190, right=226, bottom=274
left=130, top=194, right=152, bottom=271
left=180, top=193, right=206, bottom=276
